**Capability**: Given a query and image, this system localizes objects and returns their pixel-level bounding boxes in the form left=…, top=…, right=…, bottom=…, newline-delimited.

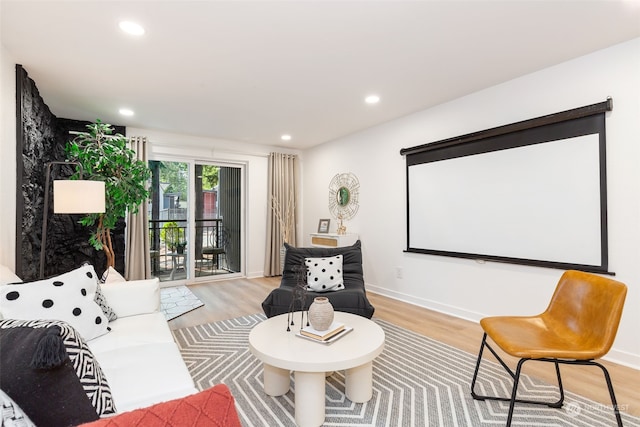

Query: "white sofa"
left=0, top=264, right=197, bottom=415
left=87, top=276, right=198, bottom=412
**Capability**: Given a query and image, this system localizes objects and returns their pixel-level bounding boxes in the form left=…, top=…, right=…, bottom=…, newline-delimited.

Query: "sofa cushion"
left=78, top=384, right=241, bottom=427
left=0, top=323, right=100, bottom=427
left=263, top=286, right=374, bottom=318
left=0, top=319, right=116, bottom=417
left=0, top=264, right=109, bottom=340
left=100, top=278, right=160, bottom=318
left=96, top=342, right=197, bottom=412
left=87, top=312, right=176, bottom=355
left=305, top=254, right=344, bottom=292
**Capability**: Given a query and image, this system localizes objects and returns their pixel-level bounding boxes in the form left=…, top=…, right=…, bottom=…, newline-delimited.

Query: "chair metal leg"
left=472, top=339, right=623, bottom=427
left=552, top=361, right=565, bottom=408
left=593, top=360, right=624, bottom=427
left=470, top=333, right=491, bottom=400
left=471, top=334, right=566, bottom=426
left=504, top=359, right=567, bottom=426
left=506, top=359, right=525, bottom=427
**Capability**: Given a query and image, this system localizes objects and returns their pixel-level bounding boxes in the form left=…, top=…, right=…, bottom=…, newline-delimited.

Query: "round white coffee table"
left=249, top=311, right=385, bottom=427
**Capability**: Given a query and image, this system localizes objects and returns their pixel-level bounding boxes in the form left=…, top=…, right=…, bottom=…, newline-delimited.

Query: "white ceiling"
left=2, top=1, right=639, bottom=149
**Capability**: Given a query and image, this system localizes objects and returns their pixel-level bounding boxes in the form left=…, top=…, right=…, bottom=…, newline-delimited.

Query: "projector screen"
left=401, top=101, right=611, bottom=273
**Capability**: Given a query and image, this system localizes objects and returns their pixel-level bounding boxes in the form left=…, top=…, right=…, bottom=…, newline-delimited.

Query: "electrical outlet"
left=396, top=267, right=403, bottom=279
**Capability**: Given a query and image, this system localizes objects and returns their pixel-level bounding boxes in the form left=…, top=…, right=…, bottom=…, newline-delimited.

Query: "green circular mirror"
left=337, top=186, right=350, bottom=207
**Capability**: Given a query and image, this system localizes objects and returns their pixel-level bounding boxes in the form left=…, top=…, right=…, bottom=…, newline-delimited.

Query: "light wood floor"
left=169, top=277, right=640, bottom=417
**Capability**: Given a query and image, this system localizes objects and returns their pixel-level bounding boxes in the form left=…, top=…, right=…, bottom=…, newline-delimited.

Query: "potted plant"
left=161, top=221, right=186, bottom=253
left=65, top=120, right=151, bottom=269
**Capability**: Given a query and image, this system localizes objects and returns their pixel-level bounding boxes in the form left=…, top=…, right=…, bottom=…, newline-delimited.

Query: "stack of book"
left=297, top=321, right=353, bottom=344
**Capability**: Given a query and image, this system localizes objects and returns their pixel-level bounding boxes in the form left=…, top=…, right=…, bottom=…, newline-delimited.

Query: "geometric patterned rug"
left=172, top=314, right=640, bottom=427
left=160, top=286, right=204, bottom=321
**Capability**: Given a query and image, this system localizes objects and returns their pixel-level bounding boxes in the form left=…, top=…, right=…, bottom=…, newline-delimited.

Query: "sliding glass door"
left=194, top=163, right=242, bottom=278
left=148, top=159, right=243, bottom=282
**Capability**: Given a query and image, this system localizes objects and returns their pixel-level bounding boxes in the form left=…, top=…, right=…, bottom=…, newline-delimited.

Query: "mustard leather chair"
left=470, top=270, right=627, bottom=427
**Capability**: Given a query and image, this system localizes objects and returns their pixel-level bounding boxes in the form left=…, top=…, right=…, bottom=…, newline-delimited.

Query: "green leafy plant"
left=160, top=221, right=186, bottom=251
left=65, top=120, right=151, bottom=269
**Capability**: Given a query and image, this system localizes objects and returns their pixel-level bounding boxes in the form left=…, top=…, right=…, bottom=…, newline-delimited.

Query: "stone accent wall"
left=16, top=65, right=125, bottom=280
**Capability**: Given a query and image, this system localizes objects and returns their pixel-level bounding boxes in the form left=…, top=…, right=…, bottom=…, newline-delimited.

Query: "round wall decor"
left=328, top=172, right=359, bottom=234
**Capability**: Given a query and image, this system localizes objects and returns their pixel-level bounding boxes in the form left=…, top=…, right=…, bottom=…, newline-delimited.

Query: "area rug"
left=172, top=314, right=640, bottom=427
left=160, top=286, right=204, bottom=321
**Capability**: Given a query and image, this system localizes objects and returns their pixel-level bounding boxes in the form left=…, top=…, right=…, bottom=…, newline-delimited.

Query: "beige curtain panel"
left=264, top=152, right=299, bottom=276
left=125, top=136, right=151, bottom=280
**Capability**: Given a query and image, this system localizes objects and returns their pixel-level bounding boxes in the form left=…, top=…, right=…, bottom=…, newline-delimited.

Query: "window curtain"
left=264, top=153, right=298, bottom=276
left=125, top=136, right=151, bottom=280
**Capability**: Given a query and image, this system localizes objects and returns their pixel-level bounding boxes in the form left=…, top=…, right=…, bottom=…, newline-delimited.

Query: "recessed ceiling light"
left=281, top=134, right=292, bottom=141
left=365, top=95, right=380, bottom=104
left=119, top=21, right=145, bottom=36
left=119, top=108, right=134, bottom=116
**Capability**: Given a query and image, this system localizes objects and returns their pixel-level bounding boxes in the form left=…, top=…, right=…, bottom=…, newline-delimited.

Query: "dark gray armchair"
left=261, top=240, right=375, bottom=319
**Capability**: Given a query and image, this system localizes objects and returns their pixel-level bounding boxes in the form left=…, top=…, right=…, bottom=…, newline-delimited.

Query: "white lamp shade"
left=53, top=180, right=106, bottom=214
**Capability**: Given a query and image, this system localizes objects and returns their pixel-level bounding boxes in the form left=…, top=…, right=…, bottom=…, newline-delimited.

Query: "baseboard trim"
left=366, top=283, right=484, bottom=323
left=366, top=283, right=640, bottom=371
left=246, top=270, right=264, bottom=279
left=606, top=348, right=640, bottom=370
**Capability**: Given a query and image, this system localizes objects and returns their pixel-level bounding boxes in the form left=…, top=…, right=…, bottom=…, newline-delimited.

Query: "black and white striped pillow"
left=0, top=319, right=116, bottom=416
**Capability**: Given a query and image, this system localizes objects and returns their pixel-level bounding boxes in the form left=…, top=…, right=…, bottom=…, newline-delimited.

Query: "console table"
left=309, top=233, right=358, bottom=248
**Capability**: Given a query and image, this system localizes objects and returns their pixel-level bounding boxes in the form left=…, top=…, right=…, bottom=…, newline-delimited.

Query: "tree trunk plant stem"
left=65, top=120, right=151, bottom=269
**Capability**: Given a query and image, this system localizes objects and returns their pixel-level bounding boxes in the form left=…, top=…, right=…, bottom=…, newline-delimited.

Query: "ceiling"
left=2, top=1, right=639, bottom=149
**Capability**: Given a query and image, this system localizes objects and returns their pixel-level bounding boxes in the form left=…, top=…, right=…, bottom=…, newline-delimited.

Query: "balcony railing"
left=149, top=218, right=227, bottom=281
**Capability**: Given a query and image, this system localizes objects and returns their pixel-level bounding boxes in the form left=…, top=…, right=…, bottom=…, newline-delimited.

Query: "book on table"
left=300, top=321, right=345, bottom=341
left=296, top=325, right=353, bottom=344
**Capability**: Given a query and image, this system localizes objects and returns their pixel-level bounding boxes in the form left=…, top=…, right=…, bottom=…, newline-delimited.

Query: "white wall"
left=0, top=43, right=17, bottom=269
left=128, top=127, right=300, bottom=279
left=302, top=38, right=640, bottom=369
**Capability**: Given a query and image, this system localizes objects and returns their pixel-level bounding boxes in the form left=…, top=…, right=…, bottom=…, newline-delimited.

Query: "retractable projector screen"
left=400, top=99, right=612, bottom=274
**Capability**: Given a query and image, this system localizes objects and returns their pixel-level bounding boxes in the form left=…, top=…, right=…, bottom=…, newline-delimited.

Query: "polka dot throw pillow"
left=305, top=255, right=345, bottom=292
left=0, top=264, right=109, bottom=341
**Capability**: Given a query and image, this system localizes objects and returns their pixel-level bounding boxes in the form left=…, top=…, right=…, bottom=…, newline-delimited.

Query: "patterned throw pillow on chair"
left=0, top=264, right=110, bottom=340
left=305, top=255, right=345, bottom=292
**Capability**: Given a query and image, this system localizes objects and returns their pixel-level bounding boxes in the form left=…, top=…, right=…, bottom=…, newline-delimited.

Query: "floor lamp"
left=39, top=161, right=106, bottom=279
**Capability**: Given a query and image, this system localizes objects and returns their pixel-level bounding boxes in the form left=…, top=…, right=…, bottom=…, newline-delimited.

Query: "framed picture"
left=317, top=219, right=330, bottom=233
